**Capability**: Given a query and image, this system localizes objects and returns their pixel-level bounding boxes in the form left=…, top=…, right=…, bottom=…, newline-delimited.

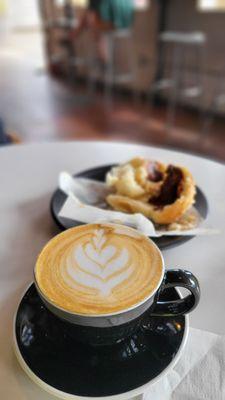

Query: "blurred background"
left=0, top=0, right=225, bottom=161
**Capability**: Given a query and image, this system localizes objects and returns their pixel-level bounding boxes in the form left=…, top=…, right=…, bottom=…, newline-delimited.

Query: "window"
left=135, top=0, right=150, bottom=10
left=55, top=0, right=87, bottom=6
left=198, top=0, right=225, bottom=10
left=71, top=0, right=87, bottom=5
left=71, top=0, right=150, bottom=9
left=55, top=0, right=149, bottom=10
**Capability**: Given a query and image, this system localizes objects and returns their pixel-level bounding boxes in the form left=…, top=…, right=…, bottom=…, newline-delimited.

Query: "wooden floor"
left=1, top=31, right=225, bottom=162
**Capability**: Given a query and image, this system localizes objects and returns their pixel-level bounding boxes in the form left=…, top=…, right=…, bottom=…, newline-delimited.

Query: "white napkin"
left=58, top=172, right=218, bottom=237
left=59, top=195, right=157, bottom=236
left=143, top=327, right=225, bottom=400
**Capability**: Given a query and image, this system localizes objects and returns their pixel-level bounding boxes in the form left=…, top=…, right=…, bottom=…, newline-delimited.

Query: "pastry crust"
left=106, top=160, right=196, bottom=225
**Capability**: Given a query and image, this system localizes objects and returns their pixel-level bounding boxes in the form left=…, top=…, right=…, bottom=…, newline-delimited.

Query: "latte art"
left=35, top=224, right=163, bottom=315
left=70, top=229, right=132, bottom=296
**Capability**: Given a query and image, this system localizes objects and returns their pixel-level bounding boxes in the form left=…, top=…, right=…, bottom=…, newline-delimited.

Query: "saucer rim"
left=13, top=283, right=189, bottom=400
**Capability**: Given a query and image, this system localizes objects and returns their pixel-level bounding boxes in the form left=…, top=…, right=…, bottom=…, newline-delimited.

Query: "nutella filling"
left=149, top=165, right=183, bottom=206
left=147, top=162, right=163, bottom=182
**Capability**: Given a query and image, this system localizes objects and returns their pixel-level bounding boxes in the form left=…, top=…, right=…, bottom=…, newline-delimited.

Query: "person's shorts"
left=99, top=0, right=134, bottom=29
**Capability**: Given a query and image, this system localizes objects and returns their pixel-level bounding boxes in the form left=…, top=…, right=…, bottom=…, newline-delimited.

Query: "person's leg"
left=71, top=9, right=113, bottom=63
left=70, top=10, right=102, bottom=36
left=88, top=14, right=114, bottom=64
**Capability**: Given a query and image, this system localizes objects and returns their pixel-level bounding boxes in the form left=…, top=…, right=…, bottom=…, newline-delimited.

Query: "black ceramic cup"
left=34, top=236, right=200, bottom=346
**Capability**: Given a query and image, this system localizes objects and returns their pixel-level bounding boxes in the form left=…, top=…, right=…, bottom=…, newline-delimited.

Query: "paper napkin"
left=143, top=327, right=225, bottom=400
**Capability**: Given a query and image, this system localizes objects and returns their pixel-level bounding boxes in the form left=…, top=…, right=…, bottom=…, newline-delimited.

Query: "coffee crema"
left=35, top=224, right=163, bottom=315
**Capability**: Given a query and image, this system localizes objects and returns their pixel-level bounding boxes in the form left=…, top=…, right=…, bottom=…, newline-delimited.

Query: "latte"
left=35, top=224, right=163, bottom=315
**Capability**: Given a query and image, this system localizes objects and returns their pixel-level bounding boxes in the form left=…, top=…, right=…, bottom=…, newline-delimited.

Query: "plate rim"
left=13, top=283, right=189, bottom=400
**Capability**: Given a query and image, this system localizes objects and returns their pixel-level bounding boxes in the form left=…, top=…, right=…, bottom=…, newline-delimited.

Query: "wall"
left=198, top=0, right=225, bottom=10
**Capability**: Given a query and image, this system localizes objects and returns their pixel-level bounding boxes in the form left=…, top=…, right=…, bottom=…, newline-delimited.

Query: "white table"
left=0, top=141, right=225, bottom=400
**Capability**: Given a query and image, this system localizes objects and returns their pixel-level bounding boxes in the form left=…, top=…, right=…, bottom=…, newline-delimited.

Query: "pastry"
left=106, top=158, right=196, bottom=225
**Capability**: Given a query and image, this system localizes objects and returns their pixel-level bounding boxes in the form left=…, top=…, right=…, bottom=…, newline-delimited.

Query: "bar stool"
left=88, top=28, right=136, bottom=101
left=149, top=31, right=206, bottom=130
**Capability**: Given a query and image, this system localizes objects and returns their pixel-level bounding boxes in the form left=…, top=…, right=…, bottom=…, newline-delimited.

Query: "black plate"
left=14, top=284, right=187, bottom=399
left=50, top=165, right=208, bottom=250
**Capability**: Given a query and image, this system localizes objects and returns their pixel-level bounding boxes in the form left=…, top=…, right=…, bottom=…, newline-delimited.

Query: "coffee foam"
left=35, top=224, right=163, bottom=315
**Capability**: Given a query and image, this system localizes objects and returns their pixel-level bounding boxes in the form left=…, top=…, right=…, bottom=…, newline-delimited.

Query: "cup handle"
left=151, top=269, right=200, bottom=316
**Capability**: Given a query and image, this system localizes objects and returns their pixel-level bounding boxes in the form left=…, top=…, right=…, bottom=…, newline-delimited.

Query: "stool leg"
left=87, top=41, right=98, bottom=99
left=147, top=40, right=166, bottom=123
left=195, top=44, right=207, bottom=140
left=87, top=63, right=96, bottom=99
left=129, top=35, right=138, bottom=104
left=147, top=86, right=157, bottom=124
left=201, top=70, right=222, bottom=140
left=201, top=85, right=219, bottom=141
left=202, top=107, right=214, bottom=138
left=166, top=46, right=181, bottom=131
left=104, top=34, right=114, bottom=104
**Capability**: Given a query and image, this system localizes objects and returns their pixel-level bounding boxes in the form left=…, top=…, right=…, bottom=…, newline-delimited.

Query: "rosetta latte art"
left=35, top=224, right=163, bottom=315
left=68, top=229, right=132, bottom=296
